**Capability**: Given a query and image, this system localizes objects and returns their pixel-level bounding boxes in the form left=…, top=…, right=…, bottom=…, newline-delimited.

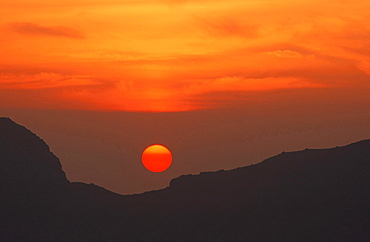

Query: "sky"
left=1, top=0, right=370, bottom=194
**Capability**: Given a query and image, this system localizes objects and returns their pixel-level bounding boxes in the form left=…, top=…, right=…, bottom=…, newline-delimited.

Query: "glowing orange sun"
left=142, top=144, right=172, bottom=172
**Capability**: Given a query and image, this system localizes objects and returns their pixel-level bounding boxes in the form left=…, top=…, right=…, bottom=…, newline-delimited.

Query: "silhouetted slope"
left=0, top=117, right=68, bottom=189
left=0, top=118, right=128, bottom=241
left=0, top=117, right=70, bottom=241
left=1, top=117, right=369, bottom=241
left=123, top=140, right=370, bottom=241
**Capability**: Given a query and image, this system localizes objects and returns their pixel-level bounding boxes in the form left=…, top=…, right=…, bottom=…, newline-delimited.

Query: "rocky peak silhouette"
left=0, top=118, right=69, bottom=205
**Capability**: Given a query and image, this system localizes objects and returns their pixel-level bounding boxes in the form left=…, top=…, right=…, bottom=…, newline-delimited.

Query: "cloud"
left=263, top=50, right=311, bottom=59
left=0, top=70, right=112, bottom=110
left=195, top=16, right=259, bottom=38
left=9, top=22, right=84, bottom=38
left=181, top=76, right=324, bottom=96
left=0, top=72, right=98, bottom=89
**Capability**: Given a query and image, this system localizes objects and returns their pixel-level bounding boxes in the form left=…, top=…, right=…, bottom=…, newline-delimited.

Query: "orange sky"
left=1, top=0, right=369, bottom=112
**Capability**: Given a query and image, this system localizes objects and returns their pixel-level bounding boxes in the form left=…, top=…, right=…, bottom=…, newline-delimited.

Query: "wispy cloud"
left=9, top=22, right=84, bottom=39
left=0, top=72, right=98, bottom=89
left=195, top=16, right=259, bottom=38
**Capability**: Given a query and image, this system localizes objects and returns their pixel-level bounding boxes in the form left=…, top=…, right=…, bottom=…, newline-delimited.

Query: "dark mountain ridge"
left=1, top=117, right=369, bottom=241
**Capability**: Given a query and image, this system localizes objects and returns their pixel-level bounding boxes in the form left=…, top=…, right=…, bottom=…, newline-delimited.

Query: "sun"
left=142, top=144, right=172, bottom=172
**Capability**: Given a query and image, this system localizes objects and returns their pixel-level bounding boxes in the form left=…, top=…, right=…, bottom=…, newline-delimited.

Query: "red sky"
left=1, top=0, right=370, bottom=194
left=1, top=0, right=369, bottom=111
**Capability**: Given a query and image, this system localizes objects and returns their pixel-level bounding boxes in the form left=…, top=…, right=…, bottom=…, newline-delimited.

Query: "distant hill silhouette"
left=1, top=117, right=369, bottom=241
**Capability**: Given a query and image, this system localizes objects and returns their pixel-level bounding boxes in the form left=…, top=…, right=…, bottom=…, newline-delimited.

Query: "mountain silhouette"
left=1, top=117, right=369, bottom=241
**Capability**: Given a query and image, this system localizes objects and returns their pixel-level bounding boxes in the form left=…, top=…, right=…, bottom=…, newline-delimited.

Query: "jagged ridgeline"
left=1, top=117, right=369, bottom=241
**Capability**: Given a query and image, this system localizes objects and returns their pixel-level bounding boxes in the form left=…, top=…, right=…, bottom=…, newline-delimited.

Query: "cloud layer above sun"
left=1, top=0, right=369, bottom=111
